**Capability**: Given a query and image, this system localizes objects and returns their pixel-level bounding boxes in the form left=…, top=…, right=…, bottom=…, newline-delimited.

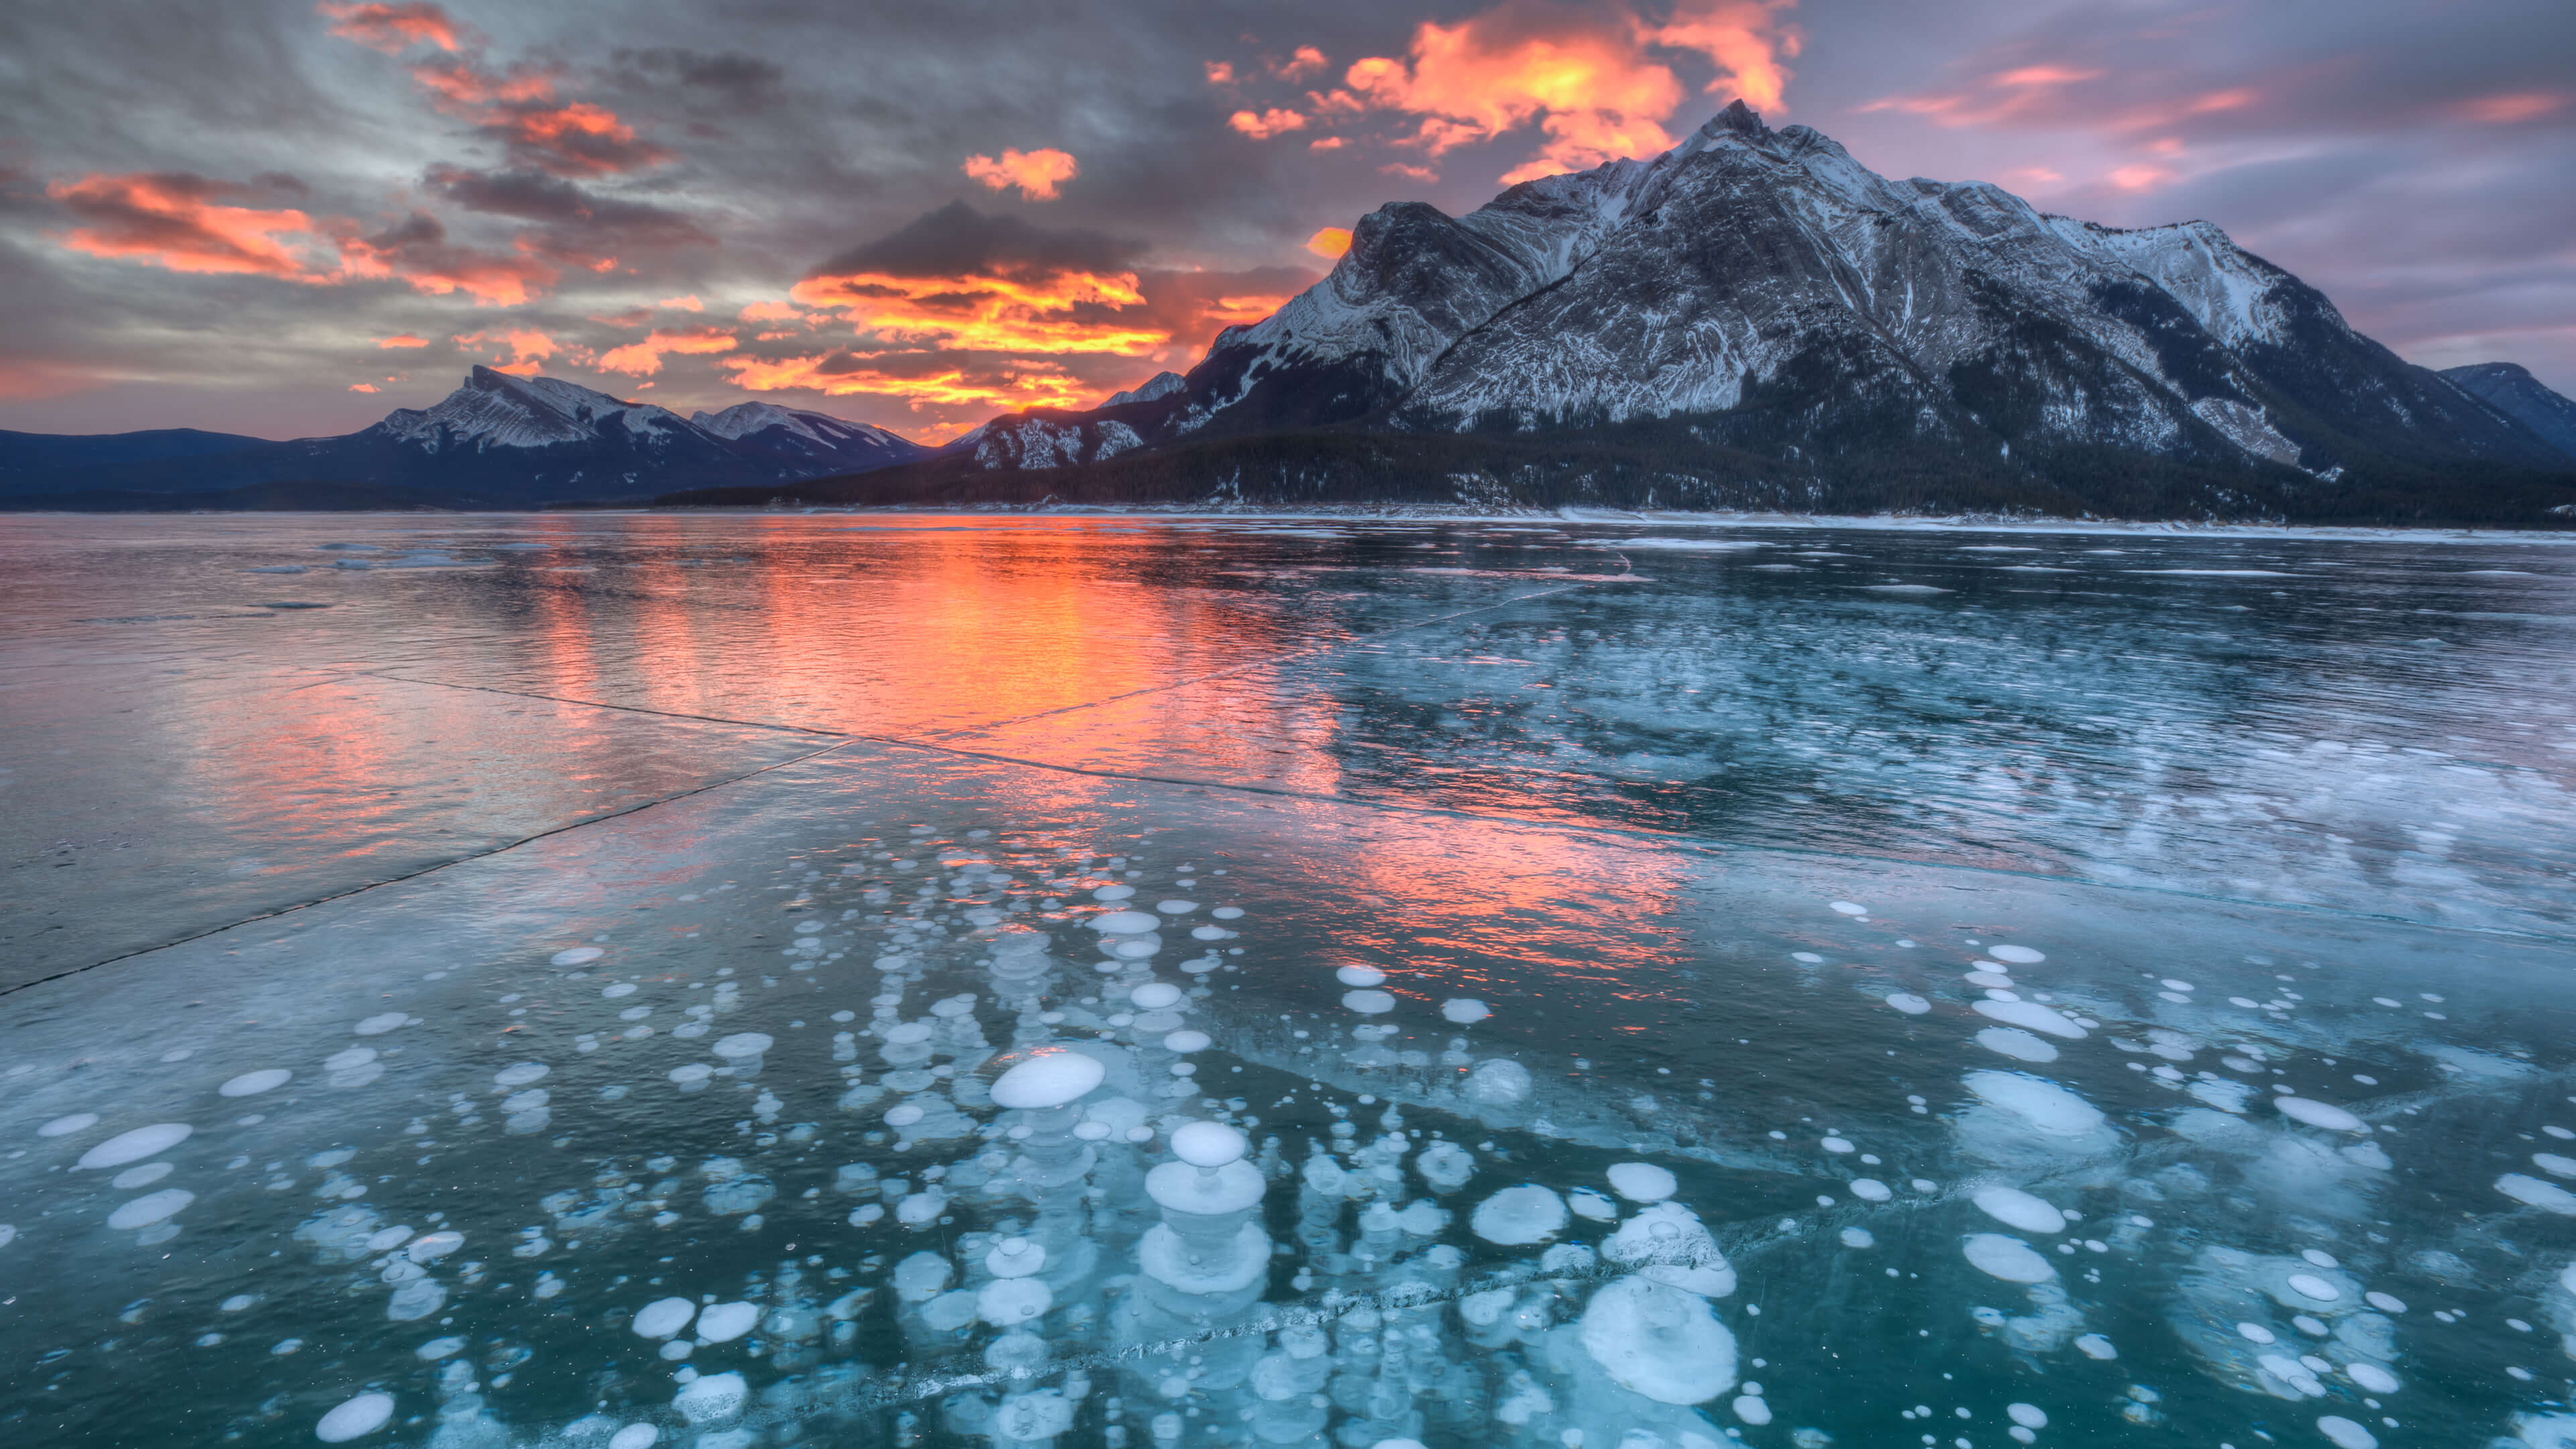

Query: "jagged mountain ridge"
left=2440, top=363, right=2576, bottom=460
left=934, top=103, right=2570, bottom=520
left=1, top=368, right=930, bottom=504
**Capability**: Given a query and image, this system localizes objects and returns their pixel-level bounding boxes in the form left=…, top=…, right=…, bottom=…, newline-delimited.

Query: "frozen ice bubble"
left=2316, top=1416, right=2377, bottom=1449
left=2286, top=1273, right=2342, bottom=1303
left=1976, top=1026, right=2058, bottom=1062
left=1963, top=1233, right=2056, bottom=1283
left=220, top=1069, right=290, bottom=1097
left=1973, top=1187, right=2067, bottom=1234
left=2347, top=1362, right=2400, bottom=1393
left=2074, top=1333, right=2116, bottom=1359
left=77, top=1123, right=191, bottom=1170
left=1171, top=1120, right=1248, bottom=1167
left=1091, top=885, right=1135, bottom=902
left=315, top=1391, right=394, bottom=1442
left=1578, top=1275, right=1737, bottom=1405
left=1607, top=1162, right=1677, bottom=1203
left=1211, top=906, right=1244, bottom=919
left=1830, top=900, right=1867, bottom=916
left=1965, top=1070, right=2107, bottom=1138
left=107, top=1189, right=194, bottom=1230
left=353, top=1013, right=407, bottom=1035
left=1463, top=1058, right=1532, bottom=1108
left=552, top=947, right=604, bottom=966
left=1088, top=910, right=1159, bottom=934
left=40, top=1113, right=99, bottom=1137
left=1838, top=1228, right=1873, bottom=1249
left=2006, top=1404, right=2047, bottom=1428
left=1130, top=981, right=1183, bottom=1010
left=405, top=1231, right=463, bottom=1262
left=1341, top=989, right=1395, bottom=1015
left=1471, top=1184, right=1568, bottom=1245
left=1884, top=992, right=1931, bottom=1015
left=1440, top=998, right=1491, bottom=1024
left=1162, top=1030, right=1210, bottom=1053
left=1734, top=1393, right=1774, bottom=1424
left=633, top=1297, right=696, bottom=1338
left=1570, top=1187, right=1617, bottom=1221
left=1988, top=945, right=2045, bottom=964
left=987, top=1236, right=1046, bottom=1278
left=1971, top=998, right=2086, bottom=1038
left=978, top=1276, right=1052, bottom=1326
left=2274, top=1097, right=2367, bottom=1132
left=414, top=1336, right=463, bottom=1360
left=113, top=1163, right=174, bottom=1188
left=1848, top=1179, right=1890, bottom=1201
left=991, top=1049, right=1106, bottom=1110
left=1155, top=900, right=1197, bottom=914
left=696, top=1301, right=758, bottom=1343
left=609, top=1428, right=659, bottom=1449
left=712, top=1033, right=772, bottom=1059
left=602, top=983, right=637, bottom=999
left=1336, top=965, right=1387, bottom=987
left=493, top=1063, right=549, bottom=1087
left=674, top=1371, right=748, bottom=1425
left=322, top=1048, right=376, bottom=1073
left=0, top=1225, right=17, bottom=1249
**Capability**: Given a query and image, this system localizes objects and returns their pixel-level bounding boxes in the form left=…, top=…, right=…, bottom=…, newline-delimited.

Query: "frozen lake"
left=4, top=511, right=2575, bottom=1449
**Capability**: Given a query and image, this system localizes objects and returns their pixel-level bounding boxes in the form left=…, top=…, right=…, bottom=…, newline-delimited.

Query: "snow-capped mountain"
left=2439, top=363, right=2576, bottom=460
left=3, top=367, right=928, bottom=505
left=932, top=103, right=2571, bottom=519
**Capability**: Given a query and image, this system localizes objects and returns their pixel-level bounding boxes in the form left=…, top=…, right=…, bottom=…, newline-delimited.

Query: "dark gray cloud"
left=810, top=201, right=1147, bottom=282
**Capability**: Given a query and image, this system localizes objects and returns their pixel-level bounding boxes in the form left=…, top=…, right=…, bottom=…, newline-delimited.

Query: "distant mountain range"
left=8, top=103, right=2575, bottom=523
left=0, top=368, right=928, bottom=508
left=667, top=102, right=2576, bottom=525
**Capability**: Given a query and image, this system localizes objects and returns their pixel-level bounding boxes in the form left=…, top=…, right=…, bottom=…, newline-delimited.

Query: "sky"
left=1, top=0, right=2570, bottom=443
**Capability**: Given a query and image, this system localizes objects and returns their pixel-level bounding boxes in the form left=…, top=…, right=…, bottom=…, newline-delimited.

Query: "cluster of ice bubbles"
left=19, top=843, right=2576, bottom=1449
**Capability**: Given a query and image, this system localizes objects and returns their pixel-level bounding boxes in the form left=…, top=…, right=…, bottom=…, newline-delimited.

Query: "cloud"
left=962, top=148, right=1081, bottom=201
left=369, top=34, right=671, bottom=176
left=594, top=325, right=739, bottom=376
left=420, top=164, right=712, bottom=264
left=739, top=301, right=800, bottom=323
left=316, top=1, right=462, bottom=54
left=376, top=334, right=429, bottom=347
left=659, top=294, right=702, bottom=311
left=786, top=204, right=1164, bottom=358
left=1228, top=109, right=1309, bottom=140
left=1342, top=10, right=1688, bottom=184
left=1203, top=60, right=1237, bottom=86
left=47, top=172, right=335, bottom=281
left=348, top=381, right=382, bottom=392
left=1305, top=226, right=1352, bottom=258
left=1271, top=46, right=1329, bottom=80
left=607, top=48, right=786, bottom=111
left=722, top=350, right=1091, bottom=411
left=2456, top=92, right=2568, bottom=124
left=453, top=327, right=558, bottom=376
left=341, top=212, right=559, bottom=305
left=1642, top=0, right=1801, bottom=113
left=1309, top=136, right=1347, bottom=151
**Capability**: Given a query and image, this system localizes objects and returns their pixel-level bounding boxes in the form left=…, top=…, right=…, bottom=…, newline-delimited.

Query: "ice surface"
left=7, top=514, right=2576, bottom=1448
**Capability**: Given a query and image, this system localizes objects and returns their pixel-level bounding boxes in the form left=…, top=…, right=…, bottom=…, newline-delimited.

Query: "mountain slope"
left=2439, top=363, right=2576, bottom=460
left=888, top=103, right=2569, bottom=523
left=4, top=369, right=928, bottom=505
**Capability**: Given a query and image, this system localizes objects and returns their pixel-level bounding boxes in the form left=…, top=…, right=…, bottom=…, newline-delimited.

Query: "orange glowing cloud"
left=390, top=50, right=668, bottom=176
left=48, top=173, right=332, bottom=281
left=1271, top=46, right=1329, bottom=80
left=453, top=327, right=557, bottom=375
left=739, top=300, right=800, bottom=322
left=376, top=334, right=429, bottom=347
left=2456, top=91, right=2567, bottom=123
left=1229, top=108, right=1309, bottom=140
left=594, top=326, right=740, bottom=376
left=1305, top=226, right=1353, bottom=258
left=1309, top=136, right=1347, bottom=151
left=317, top=1, right=460, bottom=53
left=721, top=352, right=1091, bottom=411
left=659, top=294, right=702, bottom=311
left=335, top=214, right=559, bottom=305
left=790, top=268, right=1167, bottom=356
left=1334, top=1, right=1800, bottom=184
left=348, top=382, right=382, bottom=392
left=963, top=148, right=1081, bottom=201
left=2108, top=164, right=2172, bottom=191
left=1204, top=60, right=1238, bottom=86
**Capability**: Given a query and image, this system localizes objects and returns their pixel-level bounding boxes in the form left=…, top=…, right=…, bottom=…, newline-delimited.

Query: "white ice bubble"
left=1471, top=1185, right=1568, bottom=1245
left=2347, top=1362, right=2399, bottom=1393
left=323, top=1047, right=376, bottom=1073
left=353, top=1013, right=407, bottom=1036
left=77, top=1123, right=191, bottom=1170
left=2538, top=1154, right=2576, bottom=1179
left=1988, top=945, right=2045, bottom=964
left=1570, top=1188, right=1617, bottom=1222
left=1341, top=989, right=1396, bottom=1015
left=2006, top=1404, right=2047, bottom=1429
left=1130, top=982, right=1183, bottom=1010
left=1336, top=965, right=1388, bottom=987
left=0, top=1225, right=17, bottom=1249
left=1962, top=1232, right=2056, bottom=1283
left=1163, top=1030, right=1211, bottom=1053
left=1155, top=900, right=1197, bottom=914
left=1839, top=1228, right=1874, bottom=1249
left=107, top=1188, right=194, bottom=1230
left=1211, top=906, right=1243, bottom=920
left=1830, top=901, right=1868, bottom=916
left=1607, top=1162, right=1677, bottom=1203
left=2316, top=1415, right=2377, bottom=1449
left=415, top=1336, right=464, bottom=1360
left=1972, top=999, right=2086, bottom=1038
left=1463, top=1058, right=1532, bottom=1108
left=112, top=1163, right=172, bottom=1189
left=1965, top=1070, right=2108, bottom=1140
left=674, top=1371, right=748, bottom=1425
left=2286, top=1273, right=2341, bottom=1303
left=552, top=947, right=604, bottom=967
left=1976, top=1027, right=2059, bottom=1063
left=1973, top=1187, right=2067, bottom=1235
left=609, top=1426, right=659, bottom=1449
left=695, top=1301, right=759, bottom=1343
left=991, top=1049, right=1107, bottom=1110
left=2073, top=1334, right=2116, bottom=1360
left=1578, top=1276, right=1737, bottom=1405
left=493, top=1063, right=549, bottom=1087
left=633, top=1298, right=696, bottom=1338
left=979, top=1276, right=1052, bottom=1326
left=1735, top=1394, right=1774, bottom=1424
left=315, top=1391, right=394, bottom=1442
left=2273, top=1097, right=2367, bottom=1132
left=1849, top=1179, right=1892, bottom=1202
left=1089, top=910, right=1159, bottom=934
left=38, top=1113, right=99, bottom=1138
left=1885, top=993, right=1931, bottom=1015
left=1091, top=885, right=1135, bottom=902
left=219, top=1069, right=290, bottom=1097
left=405, top=1230, right=464, bottom=1262
left=602, top=983, right=637, bottom=999
left=1440, top=998, right=1491, bottom=1024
